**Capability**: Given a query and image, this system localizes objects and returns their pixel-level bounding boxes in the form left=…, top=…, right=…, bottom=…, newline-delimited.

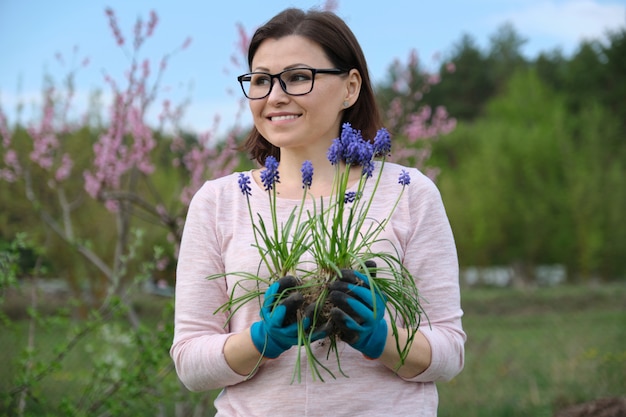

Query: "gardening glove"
left=301, top=301, right=332, bottom=342
left=251, top=275, right=304, bottom=358
left=328, top=269, right=388, bottom=359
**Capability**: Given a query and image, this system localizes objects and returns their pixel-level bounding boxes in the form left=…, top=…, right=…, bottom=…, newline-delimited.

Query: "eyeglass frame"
left=237, top=67, right=349, bottom=100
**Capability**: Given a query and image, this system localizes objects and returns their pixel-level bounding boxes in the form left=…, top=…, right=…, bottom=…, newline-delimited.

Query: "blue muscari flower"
left=238, top=173, right=252, bottom=197
left=301, top=160, right=314, bottom=189
left=344, top=191, right=357, bottom=203
left=358, top=141, right=374, bottom=166
left=326, top=122, right=358, bottom=165
left=260, top=155, right=280, bottom=191
left=362, top=160, right=375, bottom=178
left=398, top=169, right=411, bottom=186
left=342, top=127, right=362, bottom=165
left=373, top=127, right=391, bottom=157
left=328, top=123, right=381, bottom=169
left=327, top=138, right=343, bottom=165
left=344, top=129, right=374, bottom=167
left=340, top=122, right=354, bottom=142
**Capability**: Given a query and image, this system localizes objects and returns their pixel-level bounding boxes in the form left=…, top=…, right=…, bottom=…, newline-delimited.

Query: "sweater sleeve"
left=169, top=180, right=249, bottom=391
left=400, top=170, right=466, bottom=383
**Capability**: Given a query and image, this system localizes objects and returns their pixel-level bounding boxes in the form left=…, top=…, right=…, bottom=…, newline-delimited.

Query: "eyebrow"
left=251, top=63, right=314, bottom=72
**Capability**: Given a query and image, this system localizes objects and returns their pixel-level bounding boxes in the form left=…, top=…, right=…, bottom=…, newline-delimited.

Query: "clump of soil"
left=281, top=275, right=334, bottom=334
left=284, top=267, right=371, bottom=340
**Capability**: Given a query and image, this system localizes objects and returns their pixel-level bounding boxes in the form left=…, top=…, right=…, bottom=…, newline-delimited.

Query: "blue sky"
left=1, top=0, right=625, bottom=134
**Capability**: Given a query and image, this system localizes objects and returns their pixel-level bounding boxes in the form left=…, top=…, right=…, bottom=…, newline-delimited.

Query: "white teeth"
left=270, top=115, right=298, bottom=121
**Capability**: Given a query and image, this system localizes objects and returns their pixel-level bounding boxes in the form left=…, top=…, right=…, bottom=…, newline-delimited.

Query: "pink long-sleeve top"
left=170, top=162, right=465, bottom=417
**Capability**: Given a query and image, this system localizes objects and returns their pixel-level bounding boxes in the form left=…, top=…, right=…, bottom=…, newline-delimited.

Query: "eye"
left=285, top=69, right=313, bottom=83
left=251, top=73, right=271, bottom=86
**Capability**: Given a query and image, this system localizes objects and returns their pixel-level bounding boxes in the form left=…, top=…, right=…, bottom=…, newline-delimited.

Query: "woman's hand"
left=250, top=275, right=304, bottom=358
left=328, top=269, right=388, bottom=359
left=328, top=269, right=433, bottom=377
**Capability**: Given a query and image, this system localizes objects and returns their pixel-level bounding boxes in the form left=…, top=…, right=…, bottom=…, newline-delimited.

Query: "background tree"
left=425, top=23, right=528, bottom=122
left=434, top=67, right=626, bottom=283
left=426, top=34, right=494, bottom=121
left=487, top=22, right=529, bottom=91
left=0, top=9, right=241, bottom=415
left=435, top=70, right=569, bottom=280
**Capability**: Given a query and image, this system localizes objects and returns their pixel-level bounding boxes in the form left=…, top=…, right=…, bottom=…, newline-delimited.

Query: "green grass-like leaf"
left=209, top=136, right=425, bottom=382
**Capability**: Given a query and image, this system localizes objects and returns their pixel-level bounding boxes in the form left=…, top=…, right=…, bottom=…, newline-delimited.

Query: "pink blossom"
left=146, top=11, right=158, bottom=37
left=142, top=59, right=150, bottom=79
left=4, top=149, right=19, bottom=167
left=27, top=90, right=61, bottom=172
left=323, top=0, right=339, bottom=12
left=105, top=8, right=125, bottom=46
left=133, top=16, right=144, bottom=50
left=159, top=99, right=172, bottom=124
left=424, top=167, right=441, bottom=182
left=236, top=23, right=250, bottom=58
left=386, top=98, right=403, bottom=127
left=55, top=153, right=73, bottom=182
left=156, top=204, right=168, bottom=218
left=83, top=170, right=102, bottom=198
left=176, top=129, right=239, bottom=206
left=105, top=200, right=120, bottom=212
left=381, top=49, right=457, bottom=172
left=0, top=168, right=17, bottom=182
left=3, top=149, right=22, bottom=180
left=128, top=107, right=156, bottom=175
left=432, top=106, right=457, bottom=135
left=403, top=106, right=432, bottom=142
left=427, top=74, right=441, bottom=85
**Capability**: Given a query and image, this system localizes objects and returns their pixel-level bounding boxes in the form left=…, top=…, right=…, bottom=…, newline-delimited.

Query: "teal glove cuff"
left=250, top=319, right=293, bottom=359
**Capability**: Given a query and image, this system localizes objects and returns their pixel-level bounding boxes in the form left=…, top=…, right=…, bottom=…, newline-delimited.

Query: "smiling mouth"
left=269, top=115, right=300, bottom=122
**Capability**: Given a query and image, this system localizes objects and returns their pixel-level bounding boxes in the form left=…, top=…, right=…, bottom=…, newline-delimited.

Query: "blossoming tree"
left=0, top=8, right=241, bottom=415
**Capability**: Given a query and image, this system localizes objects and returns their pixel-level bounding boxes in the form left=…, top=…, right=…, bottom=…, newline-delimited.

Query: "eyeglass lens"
left=240, top=68, right=315, bottom=99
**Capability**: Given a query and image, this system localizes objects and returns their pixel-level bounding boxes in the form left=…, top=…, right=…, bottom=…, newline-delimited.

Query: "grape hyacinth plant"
left=211, top=123, right=423, bottom=381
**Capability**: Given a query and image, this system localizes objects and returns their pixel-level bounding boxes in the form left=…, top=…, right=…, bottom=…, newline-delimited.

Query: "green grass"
left=1, top=283, right=625, bottom=416
left=438, top=284, right=626, bottom=417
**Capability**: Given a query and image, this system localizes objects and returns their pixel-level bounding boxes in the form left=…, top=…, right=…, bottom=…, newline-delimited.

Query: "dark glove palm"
left=251, top=276, right=304, bottom=358
left=329, top=269, right=388, bottom=359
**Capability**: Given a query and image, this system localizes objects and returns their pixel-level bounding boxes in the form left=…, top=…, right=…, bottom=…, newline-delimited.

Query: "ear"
left=343, top=69, right=362, bottom=107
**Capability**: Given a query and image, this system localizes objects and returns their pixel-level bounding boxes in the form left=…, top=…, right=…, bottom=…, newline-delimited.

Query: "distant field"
left=1, top=283, right=625, bottom=416
left=438, top=283, right=626, bottom=417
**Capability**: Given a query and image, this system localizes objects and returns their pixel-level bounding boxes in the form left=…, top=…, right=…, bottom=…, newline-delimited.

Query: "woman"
left=171, top=7, right=465, bottom=416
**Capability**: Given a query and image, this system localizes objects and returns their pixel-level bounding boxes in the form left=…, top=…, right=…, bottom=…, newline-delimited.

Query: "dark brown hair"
left=241, top=8, right=383, bottom=165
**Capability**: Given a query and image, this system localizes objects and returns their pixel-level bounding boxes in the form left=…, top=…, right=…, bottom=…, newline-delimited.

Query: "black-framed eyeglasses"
left=237, top=67, right=348, bottom=100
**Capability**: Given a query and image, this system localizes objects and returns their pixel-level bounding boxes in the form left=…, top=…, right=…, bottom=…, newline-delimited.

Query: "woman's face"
left=248, top=35, right=360, bottom=155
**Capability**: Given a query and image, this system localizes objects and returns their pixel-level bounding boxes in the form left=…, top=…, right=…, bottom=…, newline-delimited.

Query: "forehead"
left=251, top=35, right=330, bottom=71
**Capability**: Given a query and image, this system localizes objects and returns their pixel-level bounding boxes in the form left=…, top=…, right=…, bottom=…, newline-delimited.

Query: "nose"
left=267, top=76, right=288, bottom=101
